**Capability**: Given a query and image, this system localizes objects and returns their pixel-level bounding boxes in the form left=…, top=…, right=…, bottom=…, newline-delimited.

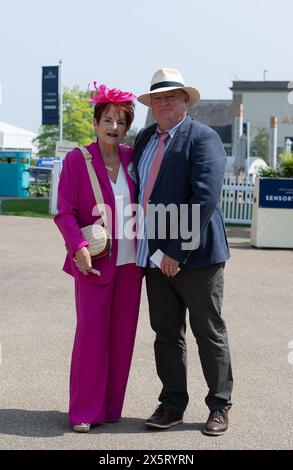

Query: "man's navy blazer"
left=133, top=115, right=230, bottom=269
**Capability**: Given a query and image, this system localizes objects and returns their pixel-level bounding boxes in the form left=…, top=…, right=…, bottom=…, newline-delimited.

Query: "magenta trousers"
left=69, top=263, right=143, bottom=426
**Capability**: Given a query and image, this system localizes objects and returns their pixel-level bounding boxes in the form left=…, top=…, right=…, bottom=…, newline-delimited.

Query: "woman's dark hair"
left=94, top=102, right=135, bottom=130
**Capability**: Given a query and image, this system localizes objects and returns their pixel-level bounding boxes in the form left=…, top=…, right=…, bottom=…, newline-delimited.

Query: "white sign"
left=55, top=139, right=78, bottom=158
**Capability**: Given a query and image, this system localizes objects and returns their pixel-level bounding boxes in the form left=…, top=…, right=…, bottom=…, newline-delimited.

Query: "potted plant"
left=257, top=153, right=293, bottom=179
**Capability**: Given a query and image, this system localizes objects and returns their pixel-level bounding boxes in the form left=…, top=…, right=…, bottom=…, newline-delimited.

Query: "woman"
left=54, top=83, right=143, bottom=432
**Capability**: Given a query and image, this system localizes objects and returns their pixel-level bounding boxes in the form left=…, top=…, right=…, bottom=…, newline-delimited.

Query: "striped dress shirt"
left=136, top=116, right=186, bottom=268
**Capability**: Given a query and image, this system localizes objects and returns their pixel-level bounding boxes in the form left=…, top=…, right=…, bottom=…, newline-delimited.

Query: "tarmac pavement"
left=0, top=216, right=293, bottom=450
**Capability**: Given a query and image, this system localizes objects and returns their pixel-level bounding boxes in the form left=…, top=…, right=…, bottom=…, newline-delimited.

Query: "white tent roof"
left=0, top=121, right=37, bottom=154
left=0, top=121, right=36, bottom=135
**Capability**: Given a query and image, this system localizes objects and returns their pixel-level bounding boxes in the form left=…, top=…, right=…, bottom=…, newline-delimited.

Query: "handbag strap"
left=78, top=146, right=108, bottom=227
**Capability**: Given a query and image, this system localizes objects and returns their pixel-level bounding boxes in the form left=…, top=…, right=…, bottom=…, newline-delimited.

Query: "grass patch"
left=1, top=198, right=53, bottom=218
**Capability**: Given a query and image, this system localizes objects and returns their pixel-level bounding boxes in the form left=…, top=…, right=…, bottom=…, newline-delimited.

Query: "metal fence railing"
left=29, top=166, right=52, bottom=197
left=221, top=175, right=254, bottom=225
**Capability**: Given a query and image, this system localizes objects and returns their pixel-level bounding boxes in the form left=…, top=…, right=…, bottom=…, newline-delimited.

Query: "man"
left=133, top=68, right=233, bottom=436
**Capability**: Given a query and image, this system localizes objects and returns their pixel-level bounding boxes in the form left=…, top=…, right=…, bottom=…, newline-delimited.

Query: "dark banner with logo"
left=259, top=178, right=293, bottom=209
left=42, top=66, right=59, bottom=125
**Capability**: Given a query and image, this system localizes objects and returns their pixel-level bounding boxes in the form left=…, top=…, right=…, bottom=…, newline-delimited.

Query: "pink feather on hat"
left=88, top=82, right=136, bottom=104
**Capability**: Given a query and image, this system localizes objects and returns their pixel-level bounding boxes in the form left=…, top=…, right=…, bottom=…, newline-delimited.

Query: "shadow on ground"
left=226, top=226, right=252, bottom=249
left=0, top=410, right=204, bottom=438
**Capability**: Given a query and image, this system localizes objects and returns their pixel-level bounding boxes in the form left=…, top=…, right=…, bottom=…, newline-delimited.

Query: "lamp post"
left=246, top=121, right=250, bottom=175
left=269, top=117, right=278, bottom=169
left=233, top=103, right=243, bottom=173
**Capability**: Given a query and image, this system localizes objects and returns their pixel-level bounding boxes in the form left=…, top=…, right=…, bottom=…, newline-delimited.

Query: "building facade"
left=144, top=81, right=293, bottom=157
left=230, top=81, right=293, bottom=152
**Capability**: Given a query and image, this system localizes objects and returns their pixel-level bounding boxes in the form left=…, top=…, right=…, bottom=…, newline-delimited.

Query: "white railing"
left=49, top=160, right=62, bottom=215
left=221, top=175, right=254, bottom=225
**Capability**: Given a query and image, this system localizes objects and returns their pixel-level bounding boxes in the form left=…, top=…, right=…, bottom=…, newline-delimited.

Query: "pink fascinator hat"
left=89, top=82, right=136, bottom=104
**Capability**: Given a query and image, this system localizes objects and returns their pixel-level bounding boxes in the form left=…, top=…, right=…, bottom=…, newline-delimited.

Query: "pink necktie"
left=143, top=132, right=169, bottom=212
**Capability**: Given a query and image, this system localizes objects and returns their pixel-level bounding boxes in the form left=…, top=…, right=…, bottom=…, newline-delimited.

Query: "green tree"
left=279, top=152, right=293, bottom=177
left=34, top=86, right=95, bottom=156
left=251, top=127, right=269, bottom=162
left=33, top=125, right=60, bottom=156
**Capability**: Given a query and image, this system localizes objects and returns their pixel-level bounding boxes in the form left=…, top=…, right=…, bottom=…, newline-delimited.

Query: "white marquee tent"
left=0, top=121, right=37, bottom=154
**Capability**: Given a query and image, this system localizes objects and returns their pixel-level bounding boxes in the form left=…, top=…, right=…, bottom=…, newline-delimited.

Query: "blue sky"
left=0, top=0, right=292, bottom=134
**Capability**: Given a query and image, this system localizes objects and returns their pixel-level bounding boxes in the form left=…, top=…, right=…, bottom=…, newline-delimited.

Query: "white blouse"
left=110, top=165, right=136, bottom=266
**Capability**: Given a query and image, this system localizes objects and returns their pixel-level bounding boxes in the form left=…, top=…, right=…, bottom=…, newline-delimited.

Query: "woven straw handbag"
left=80, top=223, right=110, bottom=259
left=78, top=146, right=111, bottom=259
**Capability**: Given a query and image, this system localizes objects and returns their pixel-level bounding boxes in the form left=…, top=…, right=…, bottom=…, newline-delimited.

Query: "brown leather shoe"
left=145, top=405, right=183, bottom=429
left=203, top=409, right=229, bottom=436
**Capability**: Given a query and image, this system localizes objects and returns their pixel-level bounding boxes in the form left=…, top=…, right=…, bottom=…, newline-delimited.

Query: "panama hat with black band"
left=137, top=68, right=200, bottom=107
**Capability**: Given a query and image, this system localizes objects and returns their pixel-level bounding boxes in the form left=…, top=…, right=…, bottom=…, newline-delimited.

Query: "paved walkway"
left=0, top=216, right=293, bottom=450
